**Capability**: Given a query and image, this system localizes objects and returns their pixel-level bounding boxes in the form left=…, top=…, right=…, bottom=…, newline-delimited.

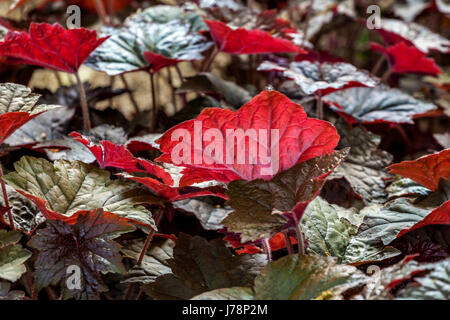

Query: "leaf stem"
left=283, top=230, right=294, bottom=255
left=381, top=68, right=393, bottom=83
left=119, top=74, right=140, bottom=114
left=93, top=0, right=109, bottom=25
left=316, top=94, right=323, bottom=119
left=0, top=164, right=14, bottom=230
left=262, top=238, right=272, bottom=262
left=293, top=215, right=305, bottom=255
left=371, top=55, right=385, bottom=76
left=166, top=67, right=177, bottom=113
left=202, top=47, right=219, bottom=72
left=75, top=72, right=91, bottom=132
left=137, top=208, right=164, bottom=266
left=149, top=72, right=157, bottom=132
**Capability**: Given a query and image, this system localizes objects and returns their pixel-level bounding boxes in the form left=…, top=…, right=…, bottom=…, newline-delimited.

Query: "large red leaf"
left=389, top=149, right=450, bottom=191
left=397, top=201, right=450, bottom=238
left=205, top=19, right=304, bottom=55
left=370, top=42, right=442, bottom=75
left=0, top=23, right=108, bottom=74
left=156, top=90, right=340, bottom=186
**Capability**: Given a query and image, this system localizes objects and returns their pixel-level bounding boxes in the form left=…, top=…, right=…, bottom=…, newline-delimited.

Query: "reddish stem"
left=0, top=164, right=14, bottom=230
left=75, top=72, right=91, bottom=132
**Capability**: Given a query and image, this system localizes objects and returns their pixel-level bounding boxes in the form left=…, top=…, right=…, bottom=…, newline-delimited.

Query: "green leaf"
left=223, top=150, right=349, bottom=242
left=85, top=6, right=212, bottom=75
left=356, top=198, right=433, bottom=245
left=253, top=254, right=366, bottom=300
left=332, top=122, right=393, bottom=203
left=144, top=233, right=267, bottom=300
left=301, top=197, right=400, bottom=264
left=324, top=85, right=437, bottom=124
left=3, top=156, right=157, bottom=229
left=0, top=230, right=32, bottom=282
left=28, top=209, right=135, bottom=300
left=122, top=239, right=175, bottom=285
left=387, top=176, right=432, bottom=199
left=0, top=82, right=59, bottom=115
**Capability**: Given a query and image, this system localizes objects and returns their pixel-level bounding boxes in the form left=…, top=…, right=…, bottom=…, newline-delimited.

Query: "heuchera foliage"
left=0, top=0, right=448, bottom=302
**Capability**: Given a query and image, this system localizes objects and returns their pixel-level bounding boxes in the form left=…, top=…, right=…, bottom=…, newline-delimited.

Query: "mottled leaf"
left=0, top=230, right=31, bottom=282
left=258, top=60, right=378, bottom=95
left=3, top=156, right=157, bottom=229
left=324, top=85, right=437, bottom=124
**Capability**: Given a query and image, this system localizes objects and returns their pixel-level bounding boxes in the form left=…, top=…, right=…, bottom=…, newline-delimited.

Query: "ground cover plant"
left=0, top=0, right=449, bottom=301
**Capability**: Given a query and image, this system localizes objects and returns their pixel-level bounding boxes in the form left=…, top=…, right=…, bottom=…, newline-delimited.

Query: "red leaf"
left=144, top=51, right=181, bottom=74
left=120, top=174, right=227, bottom=202
left=205, top=19, right=304, bottom=55
left=229, top=232, right=297, bottom=254
left=0, top=112, right=40, bottom=145
left=156, top=90, right=340, bottom=186
left=70, top=132, right=138, bottom=172
left=397, top=201, right=450, bottom=238
left=0, top=23, right=108, bottom=73
left=370, top=42, right=442, bottom=75
left=389, top=149, right=450, bottom=191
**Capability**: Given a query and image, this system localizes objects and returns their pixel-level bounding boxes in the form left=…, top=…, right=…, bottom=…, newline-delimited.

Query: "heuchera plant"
left=0, top=0, right=449, bottom=302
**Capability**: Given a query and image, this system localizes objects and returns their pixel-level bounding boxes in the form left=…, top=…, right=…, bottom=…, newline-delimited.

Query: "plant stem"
left=371, top=55, right=385, bottom=76
left=53, top=71, right=63, bottom=87
left=149, top=72, right=157, bottom=132
left=119, top=74, right=140, bottom=114
left=293, top=215, right=305, bottom=255
left=262, top=238, right=272, bottom=262
left=166, top=67, right=177, bottom=113
left=283, top=230, right=294, bottom=255
left=174, top=65, right=187, bottom=108
left=202, top=47, right=219, bottom=72
left=381, top=68, right=393, bottom=83
left=137, top=209, right=164, bottom=266
left=75, top=72, right=91, bottom=132
left=93, top=0, right=109, bottom=25
left=316, top=94, right=323, bottom=119
left=0, top=164, right=14, bottom=230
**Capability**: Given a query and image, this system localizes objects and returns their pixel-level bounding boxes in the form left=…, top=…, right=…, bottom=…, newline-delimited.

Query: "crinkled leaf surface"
left=144, top=233, right=266, bottom=300
left=157, top=90, right=340, bottom=186
left=0, top=83, right=61, bottom=145
left=397, top=258, right=450, bottom=300
left=0, top=23, right=107, bottom=73
left=0, top=230, right=31, bottom=282
left=0, top=184, right=44, bottom=233
left=28, top=209, right=135, bottom=299
left=302, top=197, right=401, bottom=264
left=370, top=42, right=442, bottom=75
left=397, top=201, right=450, bottom=238
left=389, top=149, right=450, bottom=192
left=258, top=60, right=378, bottom=95
left=122, top=239, right=175, bottom=285
left=376, top=18, right=450, bottom=54
left=85, top=6, right=212, bottom=75
left=253, top=254, right=366, bottom=300
left=356, top=198, right=433, bottom=245
left=387, top=176, right=431, bottom=199
left=223, top=150, right=349, bottom=242
left=3, top=156, right=157, bottom=229
left=324, top=85, right=437, bottom=124
left=331, top=123, right=393, bottom=203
